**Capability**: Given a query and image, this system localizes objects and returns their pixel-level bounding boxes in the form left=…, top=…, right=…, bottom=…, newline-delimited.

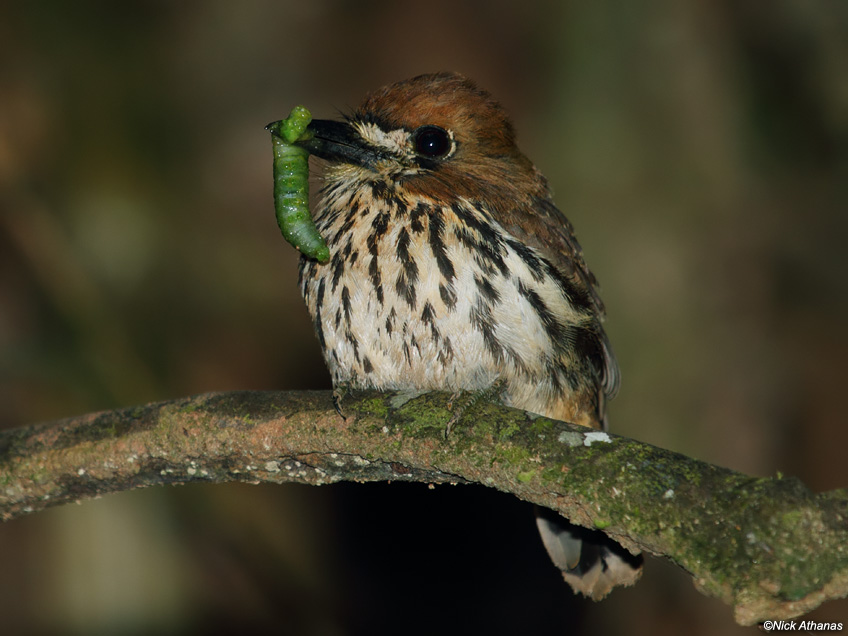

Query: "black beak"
left=266, top=119, right=382, bottom=168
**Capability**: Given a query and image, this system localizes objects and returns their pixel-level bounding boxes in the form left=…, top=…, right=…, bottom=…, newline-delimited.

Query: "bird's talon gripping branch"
left=332, top=383, right=352, bottom=421
left=445, top=389, right=463, bottom=412
left=444, top=381, right=507, bottom=438
left=444, top=390, right=468, bottom=438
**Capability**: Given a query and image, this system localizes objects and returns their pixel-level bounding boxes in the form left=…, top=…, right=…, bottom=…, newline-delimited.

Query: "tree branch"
left=1, top=389, right=845, bottom=625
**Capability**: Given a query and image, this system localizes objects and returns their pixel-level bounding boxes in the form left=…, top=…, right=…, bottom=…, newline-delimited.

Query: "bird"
left=292, top=72, right=642, bottom=599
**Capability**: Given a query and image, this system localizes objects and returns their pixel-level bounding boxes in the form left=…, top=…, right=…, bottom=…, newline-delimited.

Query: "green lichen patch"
left=528, top=417, right=555, bottom=434
left=516, top=470, right=537, bottom=483
left=351, top=395, right=390, bottom=420
left=381, top=391, right=452, bottom=439
left=388, top=390, right=428, bottom=410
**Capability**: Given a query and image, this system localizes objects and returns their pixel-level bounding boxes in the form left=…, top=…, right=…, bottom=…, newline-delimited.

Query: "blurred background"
left=1, top=1, right=846, bottom=634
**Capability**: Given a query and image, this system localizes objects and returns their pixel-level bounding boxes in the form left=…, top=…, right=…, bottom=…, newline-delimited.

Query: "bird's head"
left=296, top=72, right=544, bottom=204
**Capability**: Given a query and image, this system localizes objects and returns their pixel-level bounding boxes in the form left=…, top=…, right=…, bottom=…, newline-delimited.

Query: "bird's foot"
left=332, top=382, right=353, bottom=420
left=444, top=380, right=507, bottom=438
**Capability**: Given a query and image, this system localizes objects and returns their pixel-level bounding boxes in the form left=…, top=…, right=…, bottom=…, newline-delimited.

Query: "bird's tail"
left=535, top=506, right=643, bottom=600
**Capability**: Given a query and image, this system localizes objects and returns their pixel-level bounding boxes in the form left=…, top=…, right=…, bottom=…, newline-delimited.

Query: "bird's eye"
left=413, top=126, right=452, bottom=159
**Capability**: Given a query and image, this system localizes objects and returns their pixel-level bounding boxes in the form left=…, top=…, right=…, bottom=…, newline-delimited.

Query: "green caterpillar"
left=267, top=106, right=330, bottom=263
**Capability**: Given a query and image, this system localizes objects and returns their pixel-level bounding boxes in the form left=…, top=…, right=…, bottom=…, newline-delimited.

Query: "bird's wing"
left=499, top=193, right=620, bottom=407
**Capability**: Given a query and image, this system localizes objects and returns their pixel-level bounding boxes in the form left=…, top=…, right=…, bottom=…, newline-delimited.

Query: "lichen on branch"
left=0, top=389, right=846, bottom=625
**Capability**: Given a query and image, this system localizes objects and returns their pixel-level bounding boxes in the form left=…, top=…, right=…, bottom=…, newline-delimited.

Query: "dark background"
left=1, top=1, right=846, bottom=634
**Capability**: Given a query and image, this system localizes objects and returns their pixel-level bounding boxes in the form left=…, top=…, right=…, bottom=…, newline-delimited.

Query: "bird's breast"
left=298, top=182, right=601, bottom=425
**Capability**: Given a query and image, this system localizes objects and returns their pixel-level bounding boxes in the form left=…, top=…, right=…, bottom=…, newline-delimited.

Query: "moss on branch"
left=1, top=389, right=846, bottom=625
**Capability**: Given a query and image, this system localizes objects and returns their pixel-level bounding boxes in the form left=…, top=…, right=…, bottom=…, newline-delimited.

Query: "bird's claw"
left=444, top=380, right=507, bottom=439
left=332, top=383, right=352, bottom=420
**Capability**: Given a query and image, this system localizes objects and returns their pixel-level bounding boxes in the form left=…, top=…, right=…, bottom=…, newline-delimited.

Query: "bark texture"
left=1, top=389, right=845, bottom=625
